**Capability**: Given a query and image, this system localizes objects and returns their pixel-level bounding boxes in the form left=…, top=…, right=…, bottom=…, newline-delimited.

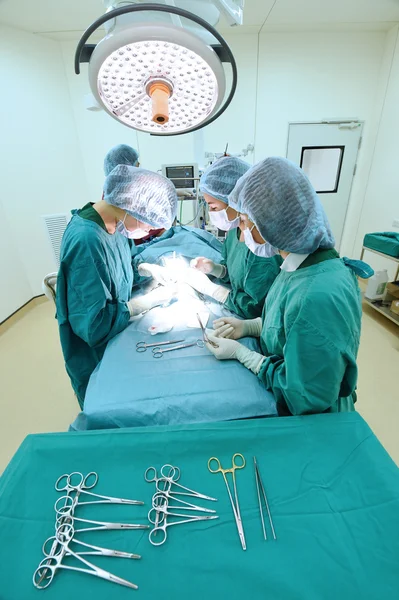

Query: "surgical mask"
left=244, top=227, right=276, bottom=258
left=117, top=213, right=148, bottom=239
left=209, top=208, right=240, bottom=231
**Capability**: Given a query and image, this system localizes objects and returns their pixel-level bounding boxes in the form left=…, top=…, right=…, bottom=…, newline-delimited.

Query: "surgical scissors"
left=136, top=339, right=184, bottom=352
left=197, top=313, right=218, bottom=348
left=152, top=339, right=204, bottom=358
left=148, top=505, right=219, bottom=546
left=208, top=453, right=246, bottom=550
left=55, top=512, right=150, bottom=534
left=145, top=465, right=217, bottom=500
left=33, top=524, right=138, bottom=590
left=55, top=472, right=143, bottom=505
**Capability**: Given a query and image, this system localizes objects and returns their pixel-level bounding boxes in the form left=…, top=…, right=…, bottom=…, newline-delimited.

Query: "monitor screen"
left=165, top=165, right=195, bottom=188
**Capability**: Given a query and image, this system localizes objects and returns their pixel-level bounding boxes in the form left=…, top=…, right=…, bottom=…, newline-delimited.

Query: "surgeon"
left=188, top=156, right=283, bottom=317
left=56, top=165, right=177, bottom=408
left=103, top=143, right=140, bottom=175
left=205, top=157, right=373, bottom=416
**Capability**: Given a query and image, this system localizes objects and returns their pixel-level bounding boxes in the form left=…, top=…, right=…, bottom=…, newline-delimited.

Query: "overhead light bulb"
left=75, top=3, right=237, bottom=136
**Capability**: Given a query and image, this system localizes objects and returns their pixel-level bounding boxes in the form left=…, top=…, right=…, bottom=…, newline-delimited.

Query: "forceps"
left=43, top=532, right=141, bottom=560
left=208, top=453, right=246, bottom=550
left=254, top=456, right=276, bottom=541
left=145, top=465, right=217, bottom=500
left=55, top=472, right=143, bottom=505
left=152, top=339, right=204, bottom=358
left=152, top=491, right=216, bottom=514
left=148, top=505, right=219, bottom=546
left=55, top=512, right=150, bottom=534
left=197, top=313, right=218, bottom=348
left=136, top=339, right=184, bottom=352
left=33, top=525, right=138, bottom=590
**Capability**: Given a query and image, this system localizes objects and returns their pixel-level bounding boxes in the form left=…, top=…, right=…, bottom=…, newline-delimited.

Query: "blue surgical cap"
left=104, top=165, right=177, bottom=230
left=104, top=144, right=139, bottom=176
left=231, top=157, right=335, bottom=254
left=199, top=156, right=251, bottom=205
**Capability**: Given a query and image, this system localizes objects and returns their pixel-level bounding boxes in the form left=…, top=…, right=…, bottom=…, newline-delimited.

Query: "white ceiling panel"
left=266, top=0, right=399, bottom=25
left=0, top=0, right=398, bottom=37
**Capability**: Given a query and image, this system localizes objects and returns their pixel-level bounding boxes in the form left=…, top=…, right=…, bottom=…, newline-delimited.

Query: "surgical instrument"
left=148, top=506, right=219, bottom=546
left=152, top=491, right=216, bottom=514
left=55, top=512, right=150, bottom=534
left=145, top=465, right=217, bottom=501
left=43, top=534, right=141, bottom=560
left=152, top=339, right=204, bottom=358
left=254, top=456, right=276, bottom=541
left=55, top=472, right=143, bottom=505
left=136, top=339, right=184, bottom=352
left=197, top=312, right=218, bottom=348
left=208, top=453, right=246, bottom=550
left=33, top=525, right=138, bottom=590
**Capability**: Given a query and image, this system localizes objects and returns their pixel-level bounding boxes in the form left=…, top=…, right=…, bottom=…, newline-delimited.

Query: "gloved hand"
left=213, top=317, right=262, bottom=340
left=138, top=263, right=176, bottom=286
left=177, top=268, right=230, bottom=303
left=205, top=332, right=265, bottom=375
left=127, top=286, right=175, bottom=317
left=190, top=257, right=226, bottom=278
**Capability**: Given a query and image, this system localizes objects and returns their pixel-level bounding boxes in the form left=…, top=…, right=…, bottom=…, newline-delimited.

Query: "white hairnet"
left=231, top=157, right=335, bottom=254
left=104, top=165, right=177, bottom=229
left=200, top=156, right=251, bottom=204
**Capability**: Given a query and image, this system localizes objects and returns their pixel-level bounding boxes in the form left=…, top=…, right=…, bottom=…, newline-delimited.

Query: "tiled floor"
left=0, top=297, right=398, bottom=473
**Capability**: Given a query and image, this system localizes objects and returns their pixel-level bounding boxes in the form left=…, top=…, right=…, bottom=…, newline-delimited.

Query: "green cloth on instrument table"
left=56, top=208, right=133, bottom=409
left=258, top=253, right=361, bottom=415
left=1, top=412, right=399, bottom=599
left=219, top=229, right=282, bottom=318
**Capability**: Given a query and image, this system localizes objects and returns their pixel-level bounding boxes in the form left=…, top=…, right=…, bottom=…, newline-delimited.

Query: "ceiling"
left=0, top=0, right=398, bottom=40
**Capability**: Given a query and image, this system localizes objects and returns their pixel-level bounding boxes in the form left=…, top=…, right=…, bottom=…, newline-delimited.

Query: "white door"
left=286, top=122, right=363, bottom=250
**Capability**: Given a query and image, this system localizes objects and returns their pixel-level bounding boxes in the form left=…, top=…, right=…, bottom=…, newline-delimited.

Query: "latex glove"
left=127, top=286, right=175, bottom=317
left=213, top=317, right=262, bottom=340
left=206, top=332, right=265, bottom=374
left=190, top=257, right=226, bottom=278
left=138, top=263, right=177, bottom=286
left=177, top=268, right=230, bottom=303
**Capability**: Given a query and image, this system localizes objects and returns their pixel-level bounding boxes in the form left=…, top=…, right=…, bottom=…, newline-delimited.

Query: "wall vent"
left=42, top=213, right=70, bottom=266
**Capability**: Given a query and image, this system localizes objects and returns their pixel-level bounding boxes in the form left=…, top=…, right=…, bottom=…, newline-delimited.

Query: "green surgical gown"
left=258, top=253, right=362, bottom=415
left=56, top=210, right=133, bottom=408
left=219, top=229, right=282, bottom=318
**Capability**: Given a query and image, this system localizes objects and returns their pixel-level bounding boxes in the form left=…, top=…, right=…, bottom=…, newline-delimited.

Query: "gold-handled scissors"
left=208, top=453, right=246, bottom=550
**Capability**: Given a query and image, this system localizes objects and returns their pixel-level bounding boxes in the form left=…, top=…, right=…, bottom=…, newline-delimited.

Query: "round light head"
left=89, top=22, right=226, bottom=135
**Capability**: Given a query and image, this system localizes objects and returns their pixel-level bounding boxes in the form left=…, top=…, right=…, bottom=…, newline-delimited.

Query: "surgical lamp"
left=75, top=3, right=238, bottom=136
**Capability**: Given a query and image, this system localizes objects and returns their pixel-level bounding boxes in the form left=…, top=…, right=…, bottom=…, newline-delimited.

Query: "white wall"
left=0, top=200, right=32, bottom=322
left=352, top=26, right=399, bottom=279
left=0, top=23, right=88, bottom=316
left=254, top=31, right=387, bottom=257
